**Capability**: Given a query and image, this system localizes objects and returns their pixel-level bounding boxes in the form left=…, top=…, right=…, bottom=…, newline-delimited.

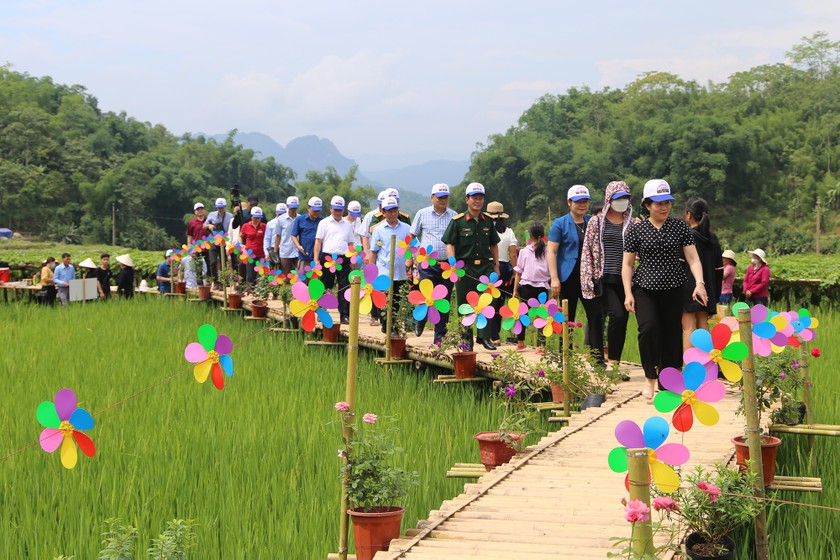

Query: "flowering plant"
left=335, top=405, right=418, bottom=512
left=533, top=348, right=590, bottom=402
left=608, top=497, right=678, bottom=559
left=490, top=350, right=543, bottom=447
left=219, top=268, right=244, bottom=292
left=742, top=352, right=804, bottom=431
left=430, top=328, right=472, bottom=362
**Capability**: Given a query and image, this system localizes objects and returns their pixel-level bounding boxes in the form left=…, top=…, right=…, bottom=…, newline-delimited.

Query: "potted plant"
left=651, top=463, right=762, bottom=559
left=172, top=258, right=187, bottom=294
left=387, top=282, right=415, bottom=359
left=250, top=274, right=271, bottom=318
left=336, top=406, right=419, bottom=560
left=277, top=282, right=294, bottom=328
left=580, top=348, right=616, bottom=410
left=220, top=268, right=244, bottom=309
left=538, top=347, right=589, bottom=405
left=431, top=329, right=476, bottom=379
left=474, top=351, right=543, bottom=471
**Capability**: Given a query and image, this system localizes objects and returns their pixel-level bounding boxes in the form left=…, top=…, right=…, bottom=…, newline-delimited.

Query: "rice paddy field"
left=0, top=298, right=837, bottom=559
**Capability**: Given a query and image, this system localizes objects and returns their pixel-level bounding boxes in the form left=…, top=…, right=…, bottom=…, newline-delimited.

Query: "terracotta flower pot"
left=227, top=293, right=243, bottom=309
left=251, top=300, right=268, bottom=318
left=731, top=435, right=782, bottom=486
left=549, top=383, right=566, bottom=403
left=323, top=323, right=341, bottom=342
left=473, top=431, right=524, bottom=471
left=389, top=336, right=407, bottom=359
left=197, top=285, right=211, bottom=300
left=347, top=506, right=405, bottom=560
left=174, top=281, right=187, bottom=294
left=452, top=351, right=477, bottom=379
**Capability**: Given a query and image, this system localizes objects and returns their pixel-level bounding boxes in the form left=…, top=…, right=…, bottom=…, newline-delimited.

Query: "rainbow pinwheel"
left=441, top=256, right=465, bottom=282
left=458, top=290, right=495, bottom=328
left=477, top=272, right=503, bottom=299
left=344, top=244, right=366, bottom=265
left=304, top=260, right=323, bottom=279
left=254, top=258, right=270, bottom=276
left=290, top=278, right=338, bottom=331
left=414, top=245, right=438, bottom=269
left=784, top=308, right=819, bottom=347
left=184, top=324, right=234, bottom=390
left=528, top=294, right=565, bottom=337
left=683, top=324, right=747, bottom=383
left=408, top=279, right=450, bottom=324
left=37, top=388, right=96, bottom=469
left=269, top=269, right=288, bottom=286
left=499, top=297, right=531, bottom=335
left=239, top=247, right=256, bottom=264
left=654, top=363, right=726, bottom=432
left=324, top=254, right=343, bottom=273
left=608, top=417, right=689, bottom=493
left=346, top=264, right=391, bottom=314
left=397, top=235, right=418, bottom=257
left=212, top=231, right=225, bottom=246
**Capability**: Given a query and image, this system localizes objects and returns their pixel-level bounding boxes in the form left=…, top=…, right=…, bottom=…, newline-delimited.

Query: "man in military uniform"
left=441, top=182, right=501, bottom=351
left=368, top=187, right=412, bottom=232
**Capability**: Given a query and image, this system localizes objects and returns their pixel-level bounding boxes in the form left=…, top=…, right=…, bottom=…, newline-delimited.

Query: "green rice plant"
left=100, top=517, right=138, bottom=560
left=147, top=519, right=197, bottom=559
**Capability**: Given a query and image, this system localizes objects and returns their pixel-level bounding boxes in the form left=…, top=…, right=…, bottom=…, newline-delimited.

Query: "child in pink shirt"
left=513, top=222, right=550, bottom=353
left=720, top=249, right=736, bottom=305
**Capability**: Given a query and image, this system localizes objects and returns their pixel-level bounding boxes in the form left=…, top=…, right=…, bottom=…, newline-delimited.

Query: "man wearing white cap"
left=265, top=203, right=288, bottom=270
left=203, top=198, right=233, bottom=285
left=156, top=250, right=176, bottom=294
left=370, top=196, right=414, bottom=334
left=276, top=196, right=301, bottom=274
left=291, top=196, right=324, bottom=270
left=343, top=200, right=365, bottom=249
left=369, top=187, right=411, bottom=232
left=186, top=202, right=206, bottom=245
left=409, top=183, right=457, bottom=343
left=240, top=206, right=267, bottom=284
left=442, top=182, right=501, bottom=351
left=313, top=195, right=355, bottom=323
left=360, top=191, right=387, bottom=256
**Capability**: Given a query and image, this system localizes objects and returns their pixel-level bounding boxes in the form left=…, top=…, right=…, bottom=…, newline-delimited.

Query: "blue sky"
left=2, top=1, right=839, bottom=168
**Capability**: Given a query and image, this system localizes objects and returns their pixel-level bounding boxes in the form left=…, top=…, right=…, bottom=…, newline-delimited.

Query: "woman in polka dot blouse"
left=622, top=179, right=708, bottom=399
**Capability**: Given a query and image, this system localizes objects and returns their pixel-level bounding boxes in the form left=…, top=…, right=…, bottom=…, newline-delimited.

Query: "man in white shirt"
left=275, top=196, right=300, bottom=275
left=265, top=203, right=288, bottom=270
left=314, top=195, right=355, bottom=324
left=343, top=200, right=365, bottom=251
left=360, top=190, right=387, bottom=254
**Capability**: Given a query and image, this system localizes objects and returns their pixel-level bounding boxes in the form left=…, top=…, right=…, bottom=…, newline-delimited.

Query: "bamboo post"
left=382, top=234, right=397, bottom=374
left=800, top=343, right=816, bottom=467
left=737, top=308, right=769, bottom=560
left=561, top=298, right=570, bottom=417
left=337, top=276, right=361, bottom=560
left=626, top=448, right=654, bottom=557
left=221, top=238, right=228, bottom=304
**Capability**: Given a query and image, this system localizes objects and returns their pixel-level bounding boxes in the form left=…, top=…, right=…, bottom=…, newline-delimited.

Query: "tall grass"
left=0, top=299, right=515, bottom=558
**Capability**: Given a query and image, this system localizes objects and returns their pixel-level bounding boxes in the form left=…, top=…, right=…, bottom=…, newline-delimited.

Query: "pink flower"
left=653, top=496, right=679, bottom=513
left=335, top=401, right=350, bottom=412
left=505, top=385, right=517, bottom=397
left=362, top=413, right=378, bottom=424
left=698, top=481, right=721, bottom=502
left=811, top=347, right=821, bottom=358
left=623, top=498, right=650, bottom=523
left=337, top=449, right=346, bottom=458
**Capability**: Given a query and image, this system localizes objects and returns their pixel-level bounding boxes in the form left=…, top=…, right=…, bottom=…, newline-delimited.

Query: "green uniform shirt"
left=441, top=212, right=500, bottom=264
left=368, top=211, right=411, bottom=233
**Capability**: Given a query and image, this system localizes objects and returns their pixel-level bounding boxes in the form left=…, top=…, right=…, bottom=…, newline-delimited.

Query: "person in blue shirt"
left=290, top=197, right=324, bottom=269
left=156, top=250, right=175, bottom=294
left=53, top=252, right=76, bottom=306
left=370, top=196, right=413, bottom=334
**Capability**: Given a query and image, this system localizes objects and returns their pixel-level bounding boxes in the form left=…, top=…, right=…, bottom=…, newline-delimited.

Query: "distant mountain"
left=364, top=160, right=470, bottom=195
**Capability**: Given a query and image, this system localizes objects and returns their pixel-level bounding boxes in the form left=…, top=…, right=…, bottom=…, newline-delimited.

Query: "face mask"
left=610, top=199, right=630, bottom=213
left=751, top=258, right=759, bottom=265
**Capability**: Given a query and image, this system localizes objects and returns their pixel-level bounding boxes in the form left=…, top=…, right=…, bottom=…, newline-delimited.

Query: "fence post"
left=626, top=447, right=654, bottom=557
left=561, top=299, right=570, bottom=417
left=800, top=343, right=816, bottom=468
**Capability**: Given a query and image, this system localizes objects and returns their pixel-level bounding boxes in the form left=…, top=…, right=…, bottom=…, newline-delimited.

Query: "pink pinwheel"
left=397, top=235, right=418, bottom=257
left=499, top=297, right=531, bottom=335
left=607, top=416, right=689, bottom=493
left=344, top=244, right=366, bottom=265
left=683, top=324, right=748, bottom=383
left=304, top=260, right=323, bottom=279
left=254, top=258, right=270, bottom=276
left=441, top=256, right=465, bottom=282
left=226, top=240, right=240, bottom=255
left=458, top=290, right=495, bottom=328
left=324, top=254, right=344, bottom=273
left=290, top=278, right=338, bottom=332
left=184, top=324, right=235, bottom=390
left=37, top=388, right=96, bottom=469
left=239, top=247, right=256, bottom=264
left=346, top=264, right=391, bottom=314
left=408, top=279, right=450, bottom=324
left=528, top=294, right=565, bottom=337
left=477, top=272, right=503, bottom=299
left=654, top=362, right=726, bottom=432
left=781, top=308, right=819, bottom=348
left=414, top=245, right=438, bottom=269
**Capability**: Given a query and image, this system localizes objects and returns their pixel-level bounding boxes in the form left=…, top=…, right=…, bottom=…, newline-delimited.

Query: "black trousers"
left=634, top=285, right=684, bottom=380
left=380, top=280, right=406, bottom=333
left=320, top=256, right=351, bottom=320
left=516, top=284, right=547, bottom=345
left=489, top=261, right=514, bottom=341
left=561, top=265, right=603, bottom=362
left=456, top=263, right=494, bottom=346
left=415, top=263, right=450, bottom=342
left=599, top=273, right=629, bottom=362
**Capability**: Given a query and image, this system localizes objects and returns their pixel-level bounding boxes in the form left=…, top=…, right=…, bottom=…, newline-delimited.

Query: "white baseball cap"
left=193, top=202, right=205, bottom=210
left=465, top=182, right=485, bottom=196
left=308, top=197, right=323, bottom=210
left=377, top=191, right=387, bottom=204
left=286, top=196, right=300, bottom=209
left=382, top=196, right=399, bottom=211
left=275, top=203, right=288, bottom=215
left=431, top=183, right=450, bottom=197
left=384, top=187, right=400, bottom=201
left=330, top=195, right=346, bottom=210
left=165, top=249, right=174, bottom=258
left=215, top=197, right=227, bottom=208
left=642, top=179, right=675, bottom=202
left=250, top=206, right=264, bottom=218
left=567, top=185, right=590, bottom=201
left=348, top=201, right=362, bottom=217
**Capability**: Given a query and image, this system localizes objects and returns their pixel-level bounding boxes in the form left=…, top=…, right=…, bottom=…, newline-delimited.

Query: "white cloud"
left=501, top=80, right=569, bottom=92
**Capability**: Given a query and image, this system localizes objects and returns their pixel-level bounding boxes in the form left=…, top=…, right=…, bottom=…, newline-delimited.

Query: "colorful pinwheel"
left=683, top=324, right=748, bottom=382
left=37, top=388, right=96, bottom=469
left=212, top=231, right=226, bottom=246
left=441, top=256, right=465, bottom=282
left=414, top=245, right=438, bottom=269
left=269, top=269, right=288, bottom=286
left=184, top=324, right=234, bottom=390
left=304, top=260, right=323, bottom=279
left=346, top=264, right=391, bottom=314
left=239, top=247, right=256, bottom=264
left=477, top=272, right=503, bottom=299
left=785, top=307, right=819, bottom=347
left=397, top=235, right=418, bottom=257
left=290, top=278, right=338, bottom=331
left=458, top=290, right=495, bottom=328
left=607, top=417, right=689, bottom=494
left=254, top=258, right=270, bottom=276
left=408, top=279, right=450, bottom=324
left=499, top=297, right=531, bottom=335
left=528, top=294, right=565, bottom=337
left=654, top=362, right=726, bottom=432
left=324, top=254, right=343, bottom=273
left=344, top=244, right=366, bottom=265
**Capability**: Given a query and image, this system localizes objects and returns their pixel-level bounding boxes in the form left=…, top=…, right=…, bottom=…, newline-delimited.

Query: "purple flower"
left=791, top=360, right=801, bottom=371
left=491, top=353, right=500, bottom=359
left=459, top=342, right=471, bottom=352
left=505, top=385, right=517, bottom=397
left=538, top=369, right=545, bottom=378
left=780, top=371, right=786, bottom=380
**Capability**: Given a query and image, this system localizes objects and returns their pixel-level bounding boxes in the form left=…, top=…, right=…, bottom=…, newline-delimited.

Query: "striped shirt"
left=602, top=220, right=624, bottom=275
left=409, top=206, right=457, bottom=257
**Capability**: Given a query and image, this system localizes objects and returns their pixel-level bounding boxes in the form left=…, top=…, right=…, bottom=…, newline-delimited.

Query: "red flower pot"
left=473, top=431, right=524, bottom=471
left=389, top=336, right=406, bottom=359
left=251, top=300, right=268, bottom=318
left=347, top=506, right=405, bottom=560
left=550, top=383, right=566, bottom=403
left=197, top=285, right=211, bottom=300
left=174, top=281, right=187, bottom=294
left=323, top=323, right=341, bottom=342
left=452, top=351, right=477, bottom=379
left=731, top=435, right=782, bottom=486
left=227, top=293, right=243, bottom=309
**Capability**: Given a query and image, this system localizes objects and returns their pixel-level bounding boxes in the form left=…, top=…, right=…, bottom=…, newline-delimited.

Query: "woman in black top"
left=681, top=197, right=722, bottom=349
left=622, top=180, right=707, bottom=399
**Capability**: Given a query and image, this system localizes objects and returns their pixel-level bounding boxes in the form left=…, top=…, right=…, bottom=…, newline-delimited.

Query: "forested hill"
left=463, top=32, right=840, bottom=254
left=0, top=65, right=297, bottom=248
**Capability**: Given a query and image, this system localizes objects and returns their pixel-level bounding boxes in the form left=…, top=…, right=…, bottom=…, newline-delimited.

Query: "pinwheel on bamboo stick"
left=184, top=324, right=235, bottom=390
left=290, top=278, right=338, bottom=331
left=608, top=417, right=689, bottom=493
left=408, top=279, right=450, bottom=324
left=683, top=324, right=748, bottom=383
left=654, top=363, right=726, bottom=432
left=346, top=264, right=391, bottom=315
